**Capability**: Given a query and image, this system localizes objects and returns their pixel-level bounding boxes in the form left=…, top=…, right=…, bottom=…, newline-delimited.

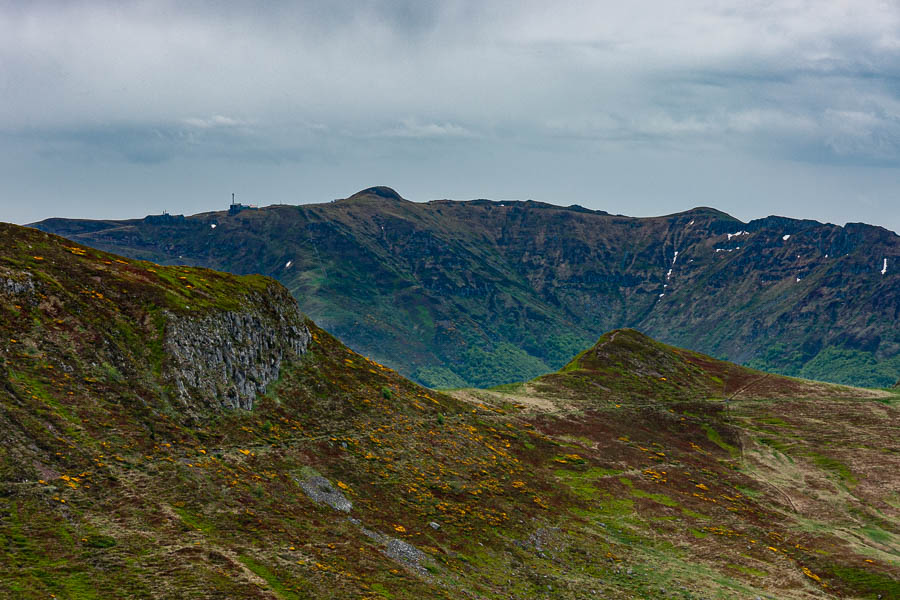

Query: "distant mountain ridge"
left=32, top=187, right=900, bottom=388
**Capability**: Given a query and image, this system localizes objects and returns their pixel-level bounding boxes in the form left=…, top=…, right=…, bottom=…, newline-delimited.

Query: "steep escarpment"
left=164, top=291, right=310, bottom=412
left=32, top=188, right=900, bottom=388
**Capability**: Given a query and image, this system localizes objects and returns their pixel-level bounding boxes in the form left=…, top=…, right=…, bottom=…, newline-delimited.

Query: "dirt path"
left=447, top=386, right=562, bottom=413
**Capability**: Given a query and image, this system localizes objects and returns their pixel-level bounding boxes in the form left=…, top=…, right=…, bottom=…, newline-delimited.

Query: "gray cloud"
left=375, top=118, right=479, bottom=140
left=1, top=1, right=900, bottom=233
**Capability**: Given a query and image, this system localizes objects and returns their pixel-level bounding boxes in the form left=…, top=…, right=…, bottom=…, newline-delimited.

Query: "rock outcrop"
left=1, top=274, right=35, bottom=296
left=298, top=475, right=353, bottom=513
left=163, top=285, right=310, bottom=411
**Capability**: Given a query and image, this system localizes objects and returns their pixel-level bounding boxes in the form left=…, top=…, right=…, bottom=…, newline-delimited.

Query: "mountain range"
left=2, top=222, right=897, bottom=598
left=32, top=187, right=900, bottom=389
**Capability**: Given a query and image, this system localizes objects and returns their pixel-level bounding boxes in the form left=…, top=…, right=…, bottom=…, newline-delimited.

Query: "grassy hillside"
left=2, top=223, right=898, bottom=598
left=32, top=187, right=900, bottom=388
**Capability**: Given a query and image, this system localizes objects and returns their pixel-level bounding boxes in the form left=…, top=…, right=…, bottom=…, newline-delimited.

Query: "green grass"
left=369, top=582, right=395, bottom=598
left=593, top=493, right=636, bottom=518
left=860, top=525, right=893, bottom=545
left=173, top=507, right=216, bottom=535
left=702, top=424, right=740, bottom=459
left=757, top=436, right=795, bottom=457
left=827, top=564, right=900, bottom=598
left=630, top=489, right=680, bottom=508
left=810, top=453, right=857, bottom=487
left=58, top=572, right=104, bottom=599
left=554, top=467, right=622, bottom=500
left=238, top=555, right=302, bottom=600
left=681, top=508, right=711, bottom=520
left=736, top=485, right=761, bottom=499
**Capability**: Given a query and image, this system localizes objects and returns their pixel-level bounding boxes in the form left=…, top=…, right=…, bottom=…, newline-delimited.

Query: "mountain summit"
left=346, top=186, right=406, bottom=201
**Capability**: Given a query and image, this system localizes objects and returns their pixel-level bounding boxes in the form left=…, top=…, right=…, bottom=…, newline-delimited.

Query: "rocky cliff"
left=164, top=290, right=310, bottom=411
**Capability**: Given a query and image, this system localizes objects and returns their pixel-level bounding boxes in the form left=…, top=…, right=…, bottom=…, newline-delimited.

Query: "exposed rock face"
left=163, top=286, right=310, bottom=411
left=295, top=469, right=432, bottom=578
left=359, top=526, right=430, bottom=577
left=1, top=275, right=35, bottom=296
left=297, top=475, right=353, bottom=513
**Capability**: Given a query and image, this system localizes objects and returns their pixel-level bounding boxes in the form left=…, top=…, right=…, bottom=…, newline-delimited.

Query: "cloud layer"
left=2, top=1, right=900, bottom=232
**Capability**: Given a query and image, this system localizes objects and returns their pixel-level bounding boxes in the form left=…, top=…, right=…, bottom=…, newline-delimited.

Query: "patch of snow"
left=726, top=231, right=749, bottom=240
left=796, top=276, right=801, bottom=282
left=783, top=234, right=791, bottom=241
left=666, top=251, right=679, bottom=280
left=689, top=220, right=695, bottom=225
left=285, top=260, right=293, bottom=268
left=659, top=293, right=665, bottom=297
left=210, top=223, right=217, bottom=229
left=881, top=258, right=888, bottom=275
left=824, top=254, right=828, bottom=258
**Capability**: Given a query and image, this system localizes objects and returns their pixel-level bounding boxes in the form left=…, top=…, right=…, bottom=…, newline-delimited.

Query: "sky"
left=2, top=1, right=900, bottom=233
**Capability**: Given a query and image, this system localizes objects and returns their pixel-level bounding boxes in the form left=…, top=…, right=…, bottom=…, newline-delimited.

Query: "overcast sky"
left=2, top=1, right=900, bottom=233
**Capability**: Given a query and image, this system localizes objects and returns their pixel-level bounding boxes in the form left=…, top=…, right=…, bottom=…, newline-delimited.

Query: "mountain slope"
left=1, top=223, right=898, bottom=598
left=32, top=188, right=900, bottom=389
left=533, top=328, right=861, bottom=405
left=451, top=331, right=900, bottom=599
